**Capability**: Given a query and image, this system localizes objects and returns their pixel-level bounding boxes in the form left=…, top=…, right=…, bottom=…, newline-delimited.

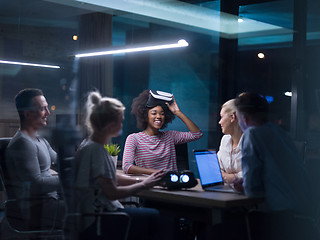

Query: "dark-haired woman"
left=122, top=90, right=203, bottom=175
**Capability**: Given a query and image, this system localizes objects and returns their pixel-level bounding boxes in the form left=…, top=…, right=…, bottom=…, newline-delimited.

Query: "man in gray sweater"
left=5, top=88, right=64, bottom=230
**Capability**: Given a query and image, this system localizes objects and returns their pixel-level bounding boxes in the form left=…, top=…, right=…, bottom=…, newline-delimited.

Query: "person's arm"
left=117, top=174, right=137, bottom=186
left=122, top=134, right=137, bottom=174
left=233, top=177, right=244, bottom=192
left=166, top=96, right=200, bottom=133
left=43, top=138, right=58, bottom=171
left=241, top=130, right=264, bottom=198
left=98, top=170, right=165, bottom=200
left=218, top=135, right=242, bottom=183
left=127, top=165, right=158, bottom=175
left=44, top=138, right=57, bottom=163
left=217, top=136, right=227, bottom=181
left=165, top=96, right=203, bottom=145
left=222, top=172, right=237, bottom=183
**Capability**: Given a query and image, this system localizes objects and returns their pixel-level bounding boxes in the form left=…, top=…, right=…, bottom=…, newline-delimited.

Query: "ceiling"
left=44, top=0, right=291, bottom=38
left=0, top=0, right=319, bottom=48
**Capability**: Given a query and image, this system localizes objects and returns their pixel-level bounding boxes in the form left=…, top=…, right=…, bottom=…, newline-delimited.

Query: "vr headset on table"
left=160, top=170, right=198, bottom=190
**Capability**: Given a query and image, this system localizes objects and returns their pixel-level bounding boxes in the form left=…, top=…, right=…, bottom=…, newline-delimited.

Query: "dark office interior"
left=0, top=0, right=319, bottom=238
left=1, top=0, right=319, bottom=171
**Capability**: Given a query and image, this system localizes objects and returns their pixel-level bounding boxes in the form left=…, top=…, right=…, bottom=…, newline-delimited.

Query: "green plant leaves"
left=104, top=143, right=121, bottom=156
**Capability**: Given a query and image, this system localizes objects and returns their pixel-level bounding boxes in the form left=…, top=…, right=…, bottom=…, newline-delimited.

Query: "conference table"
left=118, top=171, right=263, bottom=226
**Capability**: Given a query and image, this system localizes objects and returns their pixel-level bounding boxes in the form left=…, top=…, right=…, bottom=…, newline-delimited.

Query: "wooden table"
left=138, top=183, right=260, bottom=208
left=118, top=171, right=263, bottom=225
left=137, top=183, right=263, bottom=225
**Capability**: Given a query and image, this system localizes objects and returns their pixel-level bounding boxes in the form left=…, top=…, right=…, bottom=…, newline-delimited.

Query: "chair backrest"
left=0, top=137, right=11, bottom=215
left=0, top=138, right=33, bottom=231
left=0, top=138, right=12, bottom=191
left=58, top=156, right=75, bottom=214
left=175, top=143, right=189, bottom=171
left=0, top=138, right=11, bottom=166
left=0, top=138, right=64, bottom=240
left=0, top=138, right=37, bottom=231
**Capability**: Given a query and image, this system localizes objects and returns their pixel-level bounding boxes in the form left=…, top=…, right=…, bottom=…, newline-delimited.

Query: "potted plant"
left=104, top=143, right=121, bottom=168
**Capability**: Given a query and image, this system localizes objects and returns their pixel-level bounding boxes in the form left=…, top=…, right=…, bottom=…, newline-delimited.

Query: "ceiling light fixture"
left=75, top=39, right=189, bottom=58
left=0, top=60, right=60, bottom=69
left=284, top=92, right=292, bottom=97
left=257, top=52, right=265, bottom=59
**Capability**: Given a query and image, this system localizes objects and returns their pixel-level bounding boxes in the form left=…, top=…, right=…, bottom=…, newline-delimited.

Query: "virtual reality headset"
left=160, top=170, right=198, bottom=190
left=146, top=90, right=173, bottom=108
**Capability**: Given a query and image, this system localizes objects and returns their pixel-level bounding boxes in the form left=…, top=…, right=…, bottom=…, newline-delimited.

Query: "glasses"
left=28, top=106, right=49, bottom=112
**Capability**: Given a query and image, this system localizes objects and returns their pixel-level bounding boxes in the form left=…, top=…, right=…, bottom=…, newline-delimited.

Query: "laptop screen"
left=194, top=150, right=223, bottom=186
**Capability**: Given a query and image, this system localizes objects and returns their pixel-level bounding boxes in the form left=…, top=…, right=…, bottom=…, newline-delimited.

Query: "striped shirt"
left=122, top=130, right=203, bottom=173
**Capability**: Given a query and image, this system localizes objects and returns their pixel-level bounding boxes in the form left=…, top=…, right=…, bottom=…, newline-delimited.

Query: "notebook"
left=194, top=149, right=236, bottom=193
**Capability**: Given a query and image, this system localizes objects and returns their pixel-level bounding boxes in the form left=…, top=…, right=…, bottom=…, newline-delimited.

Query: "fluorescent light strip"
left=0, top=60, right=60, bottom=69
left=75, top=39, right=189, bottom=58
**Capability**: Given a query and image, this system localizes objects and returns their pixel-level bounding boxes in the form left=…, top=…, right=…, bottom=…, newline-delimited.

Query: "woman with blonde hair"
left=217, top=99, right=243, bottom=183
left=74, top=91, right=165, bottom=240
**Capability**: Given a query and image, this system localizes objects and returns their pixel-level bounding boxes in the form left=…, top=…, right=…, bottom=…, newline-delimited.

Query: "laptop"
left=194, top=149, right=237, bottom=193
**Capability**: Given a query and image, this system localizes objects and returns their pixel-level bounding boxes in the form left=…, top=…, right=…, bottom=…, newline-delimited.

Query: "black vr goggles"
left=160, top=170, right=198, bottom=190
left=146, top=90, right=173, bottom=108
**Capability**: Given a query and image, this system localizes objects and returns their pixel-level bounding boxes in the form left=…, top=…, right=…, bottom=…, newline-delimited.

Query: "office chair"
left=0, top=137, right=63, bottom=239
left=58, top=156, right=131, bottom=240
left=175, top=143, right=189, bottom=171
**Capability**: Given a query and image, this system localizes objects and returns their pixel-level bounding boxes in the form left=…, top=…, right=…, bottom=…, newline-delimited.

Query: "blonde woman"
left=74, top=91, right=165, bottom=240
left=217, top=99, right=243, bottom=183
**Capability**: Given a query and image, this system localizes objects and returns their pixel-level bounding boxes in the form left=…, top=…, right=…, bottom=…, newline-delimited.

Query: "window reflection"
left=0, top=0, right=319, bottom=172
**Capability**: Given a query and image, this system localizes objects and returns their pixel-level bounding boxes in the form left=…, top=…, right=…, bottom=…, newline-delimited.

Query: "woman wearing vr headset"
left=122, top=90, right=203, bottom=175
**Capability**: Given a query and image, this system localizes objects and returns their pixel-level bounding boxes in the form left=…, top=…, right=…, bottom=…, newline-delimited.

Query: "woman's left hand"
left=222, top=172, right=237, bottom=184
left=166, top=96, right=180, bottom=114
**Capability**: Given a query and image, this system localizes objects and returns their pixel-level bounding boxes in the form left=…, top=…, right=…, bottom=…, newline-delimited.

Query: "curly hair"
left=131, top=90, right=175, bottom=130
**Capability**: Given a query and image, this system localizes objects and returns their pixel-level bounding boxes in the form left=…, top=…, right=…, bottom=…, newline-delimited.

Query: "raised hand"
left=166, top=96, right=180, bottom=114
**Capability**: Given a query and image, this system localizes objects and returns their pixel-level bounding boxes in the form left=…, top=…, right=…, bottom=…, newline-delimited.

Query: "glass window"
left=0, top=0, right=319, bottom=173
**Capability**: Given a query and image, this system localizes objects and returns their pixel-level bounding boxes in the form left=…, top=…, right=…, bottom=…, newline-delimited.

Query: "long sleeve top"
left=122, top=130, right=203, bottom=173
left=5, top=130, right=60, bottom=200
left=217, top=134, right=243, bottom=178
left=241, top=123, right=314, bottom=215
